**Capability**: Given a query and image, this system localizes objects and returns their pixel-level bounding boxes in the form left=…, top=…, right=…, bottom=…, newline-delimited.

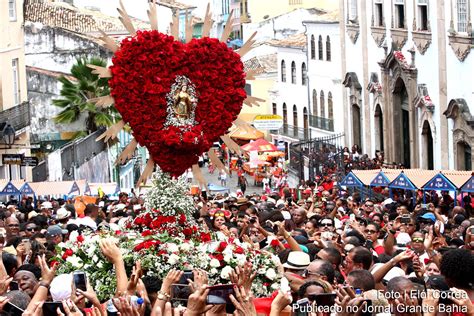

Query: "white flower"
left=92, top=255, right=99, bottom=263
left=168, top=254, right=180, bottom=265
left=210, top=268, right=218, bottom=275
left=167, top=243, right=179, bottom=253
left=66, top=255, right=82, bottom=268
left=257, top=268, right=266, bottom=275
left=235, top=254, right=247, bottom=266
left=210, top=259, right=221, bottom=268
left=180, top=243, right=192, bottom=251
left=69, top=231, right=79, bottom=242
left=265, top=268, right=277, bottom=280
left=220, top=266, right=233, bottom=279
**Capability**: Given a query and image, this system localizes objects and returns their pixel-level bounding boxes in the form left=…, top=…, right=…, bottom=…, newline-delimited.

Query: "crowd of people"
left=0, top=168, right=472, bottom=315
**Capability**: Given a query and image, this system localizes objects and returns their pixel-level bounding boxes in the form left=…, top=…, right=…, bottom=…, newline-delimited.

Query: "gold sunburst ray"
left=89, top=95, right=114, bottom=108
left=185, top=10, right=194, bottom=43
left=116, top=138, right=138, bottom=165
left=202, top=3, right=213, bottom=38
left=96, top=120, right=125, bottom=142
left=147, top=1, right=158, bottom=31
left=87, top=64, right=112, bottom=78
left=243, top=95, right=265, bottom=107
left=238, top=31, right=257, bottom=57
left=136, top=158, right=155, bottom=187
left=118, top=0, right=136, bottom=36
left=170, top=11, right=179, bottom=40
left=220, top=9, right=234, bottom=43
left=98, top=30, right=118, bottom=53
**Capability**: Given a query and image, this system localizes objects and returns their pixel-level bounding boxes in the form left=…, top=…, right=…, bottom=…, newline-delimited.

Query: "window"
left=244, top=83, right=251, bottom=95
left=348, top=0, right=358, bottom=23
left=272, top=103, right=277, bottom=115
left=457, top=0, right=468, bottom=33
left=320, top=91, right=325, bottom=117
left=310, top=35, right=316, bottom=59
left=8, top=0, right=16, bottom=21
left=417, top=0, right=429, bottom=31
left=291, top=61, right=296, bottom=84
left=293, top=105, right=298, bottom=128
left=326, top=36, right=331, bottom=61
left=394, top=0, right=405, bottom=29
left=312, top=90, right=318, bottom=115
left=374, top=0, right=383, bottom=26
left=281, top=60, right=286, bottom=82
left=328, top=92, right=333, bottom=120
left=283, top=103, right=288, bottom=125
left=301, top=63, right=307, bottom=85
left=318, top=35, right=323, bottom=60
left=12, top=59, right=20, bottom=105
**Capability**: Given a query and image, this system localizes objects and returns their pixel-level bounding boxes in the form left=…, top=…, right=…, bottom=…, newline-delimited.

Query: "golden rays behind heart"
left=89, top=0, right=264, bottom=187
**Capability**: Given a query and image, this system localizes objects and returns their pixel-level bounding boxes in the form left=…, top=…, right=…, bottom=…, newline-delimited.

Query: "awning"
left=422, top=172, right=457, bottom=191
left=0, top=182, right=21, bottom=195
left=29, top=181, right=81, bottom=196
left=460, top=175, right=474, bottom=193
left=339, top=172, right=364, bottom=187
left=241, top=138, right=278, bottom=152
left=19, top=183, right=35, bottom=195
left=370, top=171, right=391, bottom=187
left=229, top=126, right=264, bottom=140
left=389, top=172, right=417, bottom=190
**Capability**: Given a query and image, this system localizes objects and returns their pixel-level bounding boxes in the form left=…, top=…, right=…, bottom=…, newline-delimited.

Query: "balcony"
left=272, top=124, right=310, bottom=140
left=0, top=101, right=31, bottom=132
left=309, top=115, right=334, bottom=132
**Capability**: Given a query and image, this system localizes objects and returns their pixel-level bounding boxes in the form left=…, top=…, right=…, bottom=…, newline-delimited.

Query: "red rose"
left=179, top=214, right=187, bottom=225
left=50, top=261, right=59, bottom=268
left=270, top=239, right=280, bottom=248
left=423, top=258, right=430, bottom=265
left=142, top=230, right=153, bottom=237
left=234, top=246, right=244, bottom=254
left=217, top=242, right=228, bottom=252
left=76, top=235, right=84, bottom=243
left=182, top=227, right=192, bottom=237
left=200, top=232, right=211, bottom=242
left=65, top=249, right=73, bottom=257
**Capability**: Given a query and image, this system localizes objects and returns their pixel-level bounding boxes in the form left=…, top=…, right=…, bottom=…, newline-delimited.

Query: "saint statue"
left=173, top=84, right=194, bottom=119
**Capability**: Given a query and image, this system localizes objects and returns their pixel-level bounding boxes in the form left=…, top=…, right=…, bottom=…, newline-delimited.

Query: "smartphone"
left=73, top=271, right=87, bottom=292
left=400, top=215, right=411, bottom=224
left=360, top=299, right=373, bottom=316
left=470, top=227, right=474, bottom=234
left=3, top=301, right=24, bottom=316
left=206, top=284, right=235, bottom=305
left=420, top=204, right=428, bottom=209
left=171, top=284, right=192, bottom=303
left=249, top=217, right=257, bottom=224
left=9, top=281, right=19, bottom=291
left=178, top=271, right=194, bottom=285
left=42, top=302, right=66, bottom=314
left=313, top=293, right=337, bottom=307
left=365, top=240, right=373, bottom=249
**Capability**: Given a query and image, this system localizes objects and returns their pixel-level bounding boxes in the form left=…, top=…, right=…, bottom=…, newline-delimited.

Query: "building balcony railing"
left=0, top=101, right=31, bottom=132
left=309, top=115, right=334, bottom=132
left=271, top=124, right=311, bottom=140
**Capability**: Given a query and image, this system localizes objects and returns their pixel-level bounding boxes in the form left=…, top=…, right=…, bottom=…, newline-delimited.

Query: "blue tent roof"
left=390, top=172, right=417, bottom=190
left=339, top=172, right=364, bottom=187
left=69, top=182, right=80, bottom=195
left=19, top=183, right=35, bottom=195
left=461, top=175, right=474, bottom=193
left=370, top=171, right=391, bottom=187
left=0, top=182, right=20, bottom=195
left=423, top=173, right=457, bottom=191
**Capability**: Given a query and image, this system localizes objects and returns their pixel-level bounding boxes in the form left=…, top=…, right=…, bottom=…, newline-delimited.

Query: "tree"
left=53, top=57, right=120, bottom=133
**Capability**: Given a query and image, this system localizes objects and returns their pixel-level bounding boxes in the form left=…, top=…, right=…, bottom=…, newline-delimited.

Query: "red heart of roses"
left=109, top=31, right=247, bottom=176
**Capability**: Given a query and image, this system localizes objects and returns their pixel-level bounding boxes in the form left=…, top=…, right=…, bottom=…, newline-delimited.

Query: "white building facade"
left=340, top=0, right=474, bottom=170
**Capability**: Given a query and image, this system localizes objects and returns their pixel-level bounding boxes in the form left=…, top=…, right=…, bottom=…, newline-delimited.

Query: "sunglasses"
left=302, top=269, right=321, bottom=277
left=365, top=204, right=374, bottom=207
left=26, top=227, right=37, bottom=231
left=320, top=222, right=333, bottom=227
left=412, top=238, right=424, bottom=243
left=214, top=213, right=226, bottom=218
left=364, top=229, right=377, bottom=234
left=8, top=224, right=19, bottom=227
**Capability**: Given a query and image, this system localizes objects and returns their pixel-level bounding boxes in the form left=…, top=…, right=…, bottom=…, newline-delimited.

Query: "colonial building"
left=340, top=0, right=473, bottom=170
left=268, top=12, right=344, bottom=151
left=0, top=0, right=32, bottom=181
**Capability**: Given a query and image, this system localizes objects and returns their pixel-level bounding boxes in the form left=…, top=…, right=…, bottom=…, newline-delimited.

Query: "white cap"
left=115, top=204, right=126, bottom=211
left=98, top=201, right=105, bottom=207
left=41, top=201, right=53, bottom=209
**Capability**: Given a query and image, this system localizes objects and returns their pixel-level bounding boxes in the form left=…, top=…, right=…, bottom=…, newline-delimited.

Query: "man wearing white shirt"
left=76, top=203, right=98, bottom=230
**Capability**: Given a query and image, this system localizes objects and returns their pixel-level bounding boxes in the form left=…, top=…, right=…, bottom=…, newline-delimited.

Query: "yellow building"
left=244, top=0, right=338, bottom=23
left=0, top=0, right=32, bottom=181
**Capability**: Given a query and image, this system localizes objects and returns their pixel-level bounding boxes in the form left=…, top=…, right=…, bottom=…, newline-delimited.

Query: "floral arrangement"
left=53, top=231, right=132, bottom=302
left=108, top=31, right=247, bottom=176
left=393, top=50, right=409, bottom=67
left=54, top=171, right=282, bottom=301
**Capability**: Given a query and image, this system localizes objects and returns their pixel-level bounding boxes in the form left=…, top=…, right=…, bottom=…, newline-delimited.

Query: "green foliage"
left=53, top=57, right=120, bottom=133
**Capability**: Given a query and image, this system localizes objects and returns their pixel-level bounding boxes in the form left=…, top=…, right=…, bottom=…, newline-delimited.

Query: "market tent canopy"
left=0, top=180, right=25, bottom=193
left=0, top=182, right=21, bottom=195
left=339, top=172, right=364, bottom=187
left=88, top=183, right=120, bottom=196
left=229, top=126, right=264, bottom=140
left=461, top=175, right=474, bottom=192
left=19, top=183, right=35, bottom=195
left=352, top=169, right=399, bottom=186
left=370, top=171, right=391, bottom=187
left=207, top=183, right=230, bottom=193
left=241, top=138, right=278, bottom=152
left=29, top=181, right=81, bottom=196
left=422, top=173, right=457, bottom=191
left=389, top=172, right=417, bottom=190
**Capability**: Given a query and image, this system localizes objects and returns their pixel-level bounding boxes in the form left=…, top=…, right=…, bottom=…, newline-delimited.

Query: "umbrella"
left=241, top=138, right=278, bottom=152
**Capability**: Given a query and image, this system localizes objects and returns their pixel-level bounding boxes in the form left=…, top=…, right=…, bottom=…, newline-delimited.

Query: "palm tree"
left=53, top=57, right=120, bottom=133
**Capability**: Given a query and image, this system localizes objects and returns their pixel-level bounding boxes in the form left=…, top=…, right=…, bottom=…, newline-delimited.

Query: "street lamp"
left=3, top=125, right=15, bottom=148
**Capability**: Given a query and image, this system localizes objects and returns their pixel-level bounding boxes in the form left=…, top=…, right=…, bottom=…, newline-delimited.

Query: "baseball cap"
left=46, top=225, right=68, bottom=237
left=420, top=213, right=436, bottom=222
